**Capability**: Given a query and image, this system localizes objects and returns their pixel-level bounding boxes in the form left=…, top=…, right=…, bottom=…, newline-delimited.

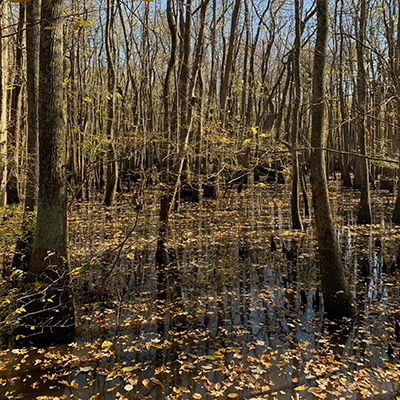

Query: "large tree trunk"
left=18, top=0, right=75, bottom=346
left=310, top=0, right=355, bottom=319
left=0, top=0, right=8, bottom=207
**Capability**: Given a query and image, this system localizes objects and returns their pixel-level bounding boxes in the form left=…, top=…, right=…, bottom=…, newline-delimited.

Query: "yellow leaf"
left=243, top=138, right=252, bottom=146
left=193, top=394, right=202, bottom=399
left=142, top=378, right=150, bottom=389
left=43, top=26, right=53, bottom=30
left=294, top=385, right=307, bottom=391
left=101, top=340, right=113, bottom=348
left=78, top=20, right=93, bottom=27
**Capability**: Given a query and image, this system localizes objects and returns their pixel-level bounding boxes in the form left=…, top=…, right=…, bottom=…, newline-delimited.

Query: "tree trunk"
left=0, top=0, right=8, bottom=207
left=356, top=0, right=372, bottom=224
left=156, top=0, right=177, bottom=293
left=219, top=0, right=241, bottom=127
left=12, top=0, right=40, bottom=271
left=310, top=0, right=355, bottom=319
left=104, top=0, right=118, bottom=206
left=7, top=3, right=25, bottom=205
left=19, top=0, right=75, bottom=346
left=290, top=0, right=303, bottom=230
left=391, top=0, right=400, bottom=223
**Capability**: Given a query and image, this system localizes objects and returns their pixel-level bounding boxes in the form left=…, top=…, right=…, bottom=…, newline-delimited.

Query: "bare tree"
left=310, top=0, right=355, bottom=319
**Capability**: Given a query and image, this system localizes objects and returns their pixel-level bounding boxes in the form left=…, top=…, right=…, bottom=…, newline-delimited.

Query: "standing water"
left=1, top=182, right=400, bottom=400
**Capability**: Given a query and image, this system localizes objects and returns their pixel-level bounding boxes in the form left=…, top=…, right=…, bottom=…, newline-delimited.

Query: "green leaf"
left=122, top=366, right=139, bottom=373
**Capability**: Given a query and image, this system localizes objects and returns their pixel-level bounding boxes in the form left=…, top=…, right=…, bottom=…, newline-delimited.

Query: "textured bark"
left=25, top=0, right=40, bottom=213
left=0, top=0, right=8, bottom=207
left=310, top=0, right=355, bottom=319
left=20, top=0, right=75, bottom=346
left=12, top=0, right=40, bottom=271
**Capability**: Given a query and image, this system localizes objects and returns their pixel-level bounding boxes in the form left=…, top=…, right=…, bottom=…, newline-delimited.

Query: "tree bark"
left=310, top=0, right=355, bottom=319
left=12, top=0, right=40, bottom=271
left=219, top=0, right=241, bottom=127
left=356, top=0, right=372, bottom=224
left=104, top=0, right=118, bottom=206
left=0, top=0, right=8, bottom=207
left=391, top=0, right=400, bottom=223
left=7, top=3, right=25, bottom=205
left=290, top=0, right=303, bottom=230
left=19, top=0, right=75, bottom=346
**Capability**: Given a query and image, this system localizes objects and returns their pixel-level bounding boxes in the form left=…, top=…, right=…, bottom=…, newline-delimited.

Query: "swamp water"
left=1, top=181, right=400, bottom=400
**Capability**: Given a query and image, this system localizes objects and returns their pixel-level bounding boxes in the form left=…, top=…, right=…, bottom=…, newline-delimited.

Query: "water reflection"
left=2, top=185, right=400, bottom=399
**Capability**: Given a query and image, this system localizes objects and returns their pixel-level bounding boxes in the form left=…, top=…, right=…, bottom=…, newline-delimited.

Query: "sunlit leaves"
left=142, top=378, right=150, bottom=389
left=72, top=20, right=94, bottom=31
left=124, top=383, right=134, bottom=391
left=243, top=138, right=252, bottom=146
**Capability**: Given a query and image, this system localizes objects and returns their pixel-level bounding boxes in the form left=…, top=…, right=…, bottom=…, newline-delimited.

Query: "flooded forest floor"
left=1, top=177, right=400, bottom=400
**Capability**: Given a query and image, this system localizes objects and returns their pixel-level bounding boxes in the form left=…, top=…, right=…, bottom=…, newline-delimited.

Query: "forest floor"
left=1, top=177, right=400, bottom=400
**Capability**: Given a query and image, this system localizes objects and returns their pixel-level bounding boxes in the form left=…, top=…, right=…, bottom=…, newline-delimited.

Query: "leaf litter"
left=1, top=182, right=400, bottom=399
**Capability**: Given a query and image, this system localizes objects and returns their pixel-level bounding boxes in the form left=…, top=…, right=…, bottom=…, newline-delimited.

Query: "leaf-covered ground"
left=1, top=179, right=400, bottom=399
